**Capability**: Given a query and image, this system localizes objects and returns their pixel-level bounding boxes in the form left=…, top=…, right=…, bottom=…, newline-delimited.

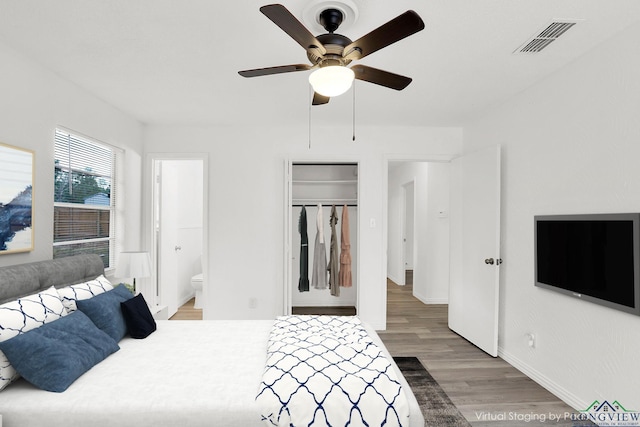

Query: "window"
left=53, top=129, right=119, bottom=269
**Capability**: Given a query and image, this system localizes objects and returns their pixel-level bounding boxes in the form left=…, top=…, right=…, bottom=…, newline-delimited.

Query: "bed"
left=0, top=255, right=424, bottom=427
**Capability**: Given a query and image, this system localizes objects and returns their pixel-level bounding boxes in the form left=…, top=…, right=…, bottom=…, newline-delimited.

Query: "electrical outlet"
left=249, top=298, right=257, bottom=309
left=526, top=333, right=536, bottom=348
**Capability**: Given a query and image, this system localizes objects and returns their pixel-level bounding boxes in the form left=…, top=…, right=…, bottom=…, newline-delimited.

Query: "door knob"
left=484, top=258, right=495, bottom=265
left=175, top=246, right=182, bottom=251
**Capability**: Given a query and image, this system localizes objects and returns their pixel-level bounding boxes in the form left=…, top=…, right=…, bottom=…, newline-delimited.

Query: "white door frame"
left=143, top=153, right=209, bottom=315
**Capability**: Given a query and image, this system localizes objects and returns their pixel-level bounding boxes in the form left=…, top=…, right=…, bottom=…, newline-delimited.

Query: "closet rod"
left=292, top=162, right=357, bottom=167
left=293, top=198, right=357, bottom=204
left=292, top=204, right=358, bottom=207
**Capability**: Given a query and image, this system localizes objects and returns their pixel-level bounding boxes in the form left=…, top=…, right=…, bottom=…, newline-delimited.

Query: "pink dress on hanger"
left=339, top=204, right=352, bottom=287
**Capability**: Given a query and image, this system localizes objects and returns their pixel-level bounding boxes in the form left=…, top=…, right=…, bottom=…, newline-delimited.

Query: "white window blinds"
left=53, top=129, right=117, bottom=269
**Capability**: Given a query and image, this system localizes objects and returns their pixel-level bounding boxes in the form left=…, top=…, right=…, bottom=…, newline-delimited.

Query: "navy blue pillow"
left=0, top=310, right=119, bottom=392
left=121, top=293, right=157, bottom=339
left=77, top=285, right=134, bottom=342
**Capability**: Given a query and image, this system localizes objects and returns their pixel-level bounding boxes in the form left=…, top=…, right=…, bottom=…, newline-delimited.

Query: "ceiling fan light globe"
left=308, top=66, right=355, bottom=97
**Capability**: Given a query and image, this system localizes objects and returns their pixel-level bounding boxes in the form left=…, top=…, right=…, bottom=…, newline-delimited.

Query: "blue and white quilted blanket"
left=256, top=315, right=410, bottom=426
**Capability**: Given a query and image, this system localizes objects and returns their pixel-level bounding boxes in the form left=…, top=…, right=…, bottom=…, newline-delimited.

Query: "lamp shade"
left=116, top=251, right=152, bottom=279
left=308, top=66, right=355, bottom=97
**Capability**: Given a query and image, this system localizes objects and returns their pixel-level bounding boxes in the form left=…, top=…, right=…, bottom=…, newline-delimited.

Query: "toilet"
left=190, top=273, right=203, bottom=309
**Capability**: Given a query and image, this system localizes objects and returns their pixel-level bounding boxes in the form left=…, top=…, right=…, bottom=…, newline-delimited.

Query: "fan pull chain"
left=352, top=81, right=356, bottom=141
left=308, top=86, right=312, bottom=149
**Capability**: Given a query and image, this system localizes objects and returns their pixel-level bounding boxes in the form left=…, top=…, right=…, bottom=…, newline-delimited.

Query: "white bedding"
left=257, top=316, right=410, bottom=426
left=0, top=320, right=424, bottom=427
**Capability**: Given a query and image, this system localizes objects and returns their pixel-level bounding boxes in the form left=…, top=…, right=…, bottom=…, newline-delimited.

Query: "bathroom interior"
left=153, top=158, right=204, bottom=319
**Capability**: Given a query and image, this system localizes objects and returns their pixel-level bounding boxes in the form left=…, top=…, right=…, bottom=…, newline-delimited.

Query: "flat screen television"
left=535, top=213, right=640, bottom=316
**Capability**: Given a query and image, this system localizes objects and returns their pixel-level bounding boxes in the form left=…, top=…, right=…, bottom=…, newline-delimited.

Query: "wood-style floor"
left=378, top=279, right=584, bottom=426
left=172, top=279, right=581, bottom=425
left=292, top=306, right=357, bottom=315
left=170, top=297, right=202, bottom=320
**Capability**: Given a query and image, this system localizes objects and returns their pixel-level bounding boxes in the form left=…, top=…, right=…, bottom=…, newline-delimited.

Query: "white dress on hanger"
left=311, top=203, right=328, bottom=290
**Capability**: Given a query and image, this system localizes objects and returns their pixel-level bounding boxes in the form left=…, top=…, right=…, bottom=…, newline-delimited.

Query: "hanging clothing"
left=312, top=204, right=328, bottom=289
left=328, top=205, right=340, bottom=296
left=339, top=204, right=352, bottom=287
left=298, top=206, right=309, bottom=292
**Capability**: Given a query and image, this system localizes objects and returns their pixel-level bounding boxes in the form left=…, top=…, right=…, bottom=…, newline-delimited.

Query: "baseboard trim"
left=413, top=292, right=447, bottom=305
left=178, top=293, right=195, bottom=309
left=425, top=297, right=448, bottom=304
left=387, top=273, right=404, bottom=286
left=498, top=346, right=588, bottom=412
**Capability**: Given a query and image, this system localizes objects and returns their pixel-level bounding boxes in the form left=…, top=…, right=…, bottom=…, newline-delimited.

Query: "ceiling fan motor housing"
left=307, top=33, right=353, bottom=65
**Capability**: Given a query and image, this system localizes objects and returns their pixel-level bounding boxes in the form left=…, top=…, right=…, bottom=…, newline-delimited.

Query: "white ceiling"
left=1, top=0, right=639, bottom=128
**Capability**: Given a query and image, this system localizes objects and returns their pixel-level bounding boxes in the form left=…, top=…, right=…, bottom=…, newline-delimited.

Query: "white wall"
left=464, top=22, right=640, bottom=410
left=144, top=125, right=462, bottom=329
left=387, top=162, right=450, bottom=303
left=0, top=40, right=143, bottom=269
left=425, top=163, right=451, bottom=303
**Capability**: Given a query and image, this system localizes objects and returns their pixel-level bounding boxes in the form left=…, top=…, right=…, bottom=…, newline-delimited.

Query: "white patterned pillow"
left=0, top=286, right=68, bottom=391
left=57, top=275, right=114, bottom=312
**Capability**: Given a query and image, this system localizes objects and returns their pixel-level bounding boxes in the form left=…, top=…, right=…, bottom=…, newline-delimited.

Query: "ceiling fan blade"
left=238, top=64, right=311, bottom=78
left=343, top=10, right=425, bottom=60
left=260, top=4, right=326, bottom=55
left=312, top=92, right=330, bottom=105
left=351, top=65, right=412, bottom=90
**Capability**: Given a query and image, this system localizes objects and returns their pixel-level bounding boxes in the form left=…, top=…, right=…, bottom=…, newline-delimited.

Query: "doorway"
left=147, top=155, right=207, bottom=319
left=386, top=160, right=451, bottom=306
left=384, top=148, right=501, bottom=356
left=285, top=161, right=359, bottom=316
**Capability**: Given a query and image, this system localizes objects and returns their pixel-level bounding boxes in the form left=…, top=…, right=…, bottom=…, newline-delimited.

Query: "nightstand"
left=151, top=305, right=169, bottom=320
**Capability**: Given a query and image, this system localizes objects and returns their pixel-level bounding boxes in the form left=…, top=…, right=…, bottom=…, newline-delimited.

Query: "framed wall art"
left=0, top=142, right=34, bottom=254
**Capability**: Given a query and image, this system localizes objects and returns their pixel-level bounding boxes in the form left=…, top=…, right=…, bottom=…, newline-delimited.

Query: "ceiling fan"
left=238, top=4, right=425, bottom=105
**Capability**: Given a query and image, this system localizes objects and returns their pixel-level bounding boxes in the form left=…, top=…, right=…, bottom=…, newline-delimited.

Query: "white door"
left=449, top=145, right=501, bottom=357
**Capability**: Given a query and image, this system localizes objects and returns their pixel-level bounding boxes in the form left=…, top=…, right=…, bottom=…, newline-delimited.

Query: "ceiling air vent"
left=515, top=21, right=577, bottom=54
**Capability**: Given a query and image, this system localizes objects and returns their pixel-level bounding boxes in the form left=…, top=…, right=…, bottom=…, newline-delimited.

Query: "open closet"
left=288, top=163, right=358, bottom=315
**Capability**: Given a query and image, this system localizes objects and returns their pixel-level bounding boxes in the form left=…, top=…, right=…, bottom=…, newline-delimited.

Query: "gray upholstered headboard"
left=0, top=254, right=105, bottom=305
